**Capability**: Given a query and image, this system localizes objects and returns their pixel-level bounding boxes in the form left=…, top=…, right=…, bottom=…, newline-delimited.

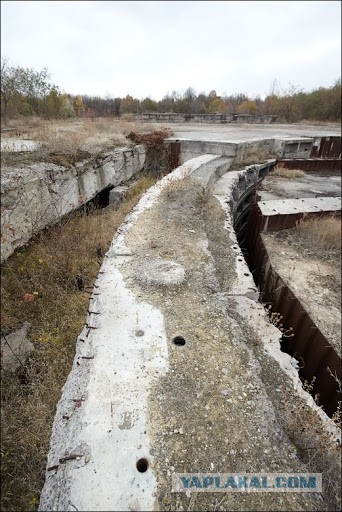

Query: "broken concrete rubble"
left=1, top=322, right=33, bottom=373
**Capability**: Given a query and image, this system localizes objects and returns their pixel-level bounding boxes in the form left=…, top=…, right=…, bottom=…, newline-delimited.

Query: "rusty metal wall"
left=247, top=203, right=341, bottom=417
left=169, top=141, right=181, bottom=169
left=278, top=158, right=341, bottom=173
left=310, top=136, right=342, bottom=158
left=254, top=210, right=339, bottom=232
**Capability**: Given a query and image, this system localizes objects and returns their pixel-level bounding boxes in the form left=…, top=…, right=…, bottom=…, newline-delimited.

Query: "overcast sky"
left=1, top=1, right=341, bottom=100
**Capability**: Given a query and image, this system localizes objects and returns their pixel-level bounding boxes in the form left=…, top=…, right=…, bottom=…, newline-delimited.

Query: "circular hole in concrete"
left=173, top=336, right=186, bottom=346
left=232, top=246, right=238, bottom=250
left=135, top=330, right=144, bottom=337
left=244, top=273, right=249, bottom=276
left=136, top=458, right=149, bottom=473
left=238, top=258, right=243, bottom=262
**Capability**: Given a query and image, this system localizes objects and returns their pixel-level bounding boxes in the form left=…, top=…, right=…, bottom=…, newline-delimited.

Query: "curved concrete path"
left=39, top=150, right=340, bottom=511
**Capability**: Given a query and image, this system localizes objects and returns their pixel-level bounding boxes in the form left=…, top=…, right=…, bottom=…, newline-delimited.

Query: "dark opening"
left=136, top=458, right=149, bottom=472
left=84, top=185, right=114, bottom=212
left=173, top=336, right=186, bottom=346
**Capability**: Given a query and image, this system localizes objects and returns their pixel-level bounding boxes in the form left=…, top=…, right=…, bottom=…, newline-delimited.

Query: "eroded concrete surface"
left=39, top=151, right=341, bottom=511
left=258, top=172, right=341, bottom=201
left=163, top=122, right=341, bottom=142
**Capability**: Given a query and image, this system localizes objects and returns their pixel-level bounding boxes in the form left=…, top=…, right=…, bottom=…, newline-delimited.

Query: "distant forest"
left=1, top=59, right=341, bottom=122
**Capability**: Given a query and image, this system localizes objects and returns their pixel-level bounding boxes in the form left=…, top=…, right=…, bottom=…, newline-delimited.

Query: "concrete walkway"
left=39, top=152, right=340, bottom=511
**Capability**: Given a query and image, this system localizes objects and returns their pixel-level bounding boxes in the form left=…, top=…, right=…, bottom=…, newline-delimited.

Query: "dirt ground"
left=261, top=230, right=341, bottom=357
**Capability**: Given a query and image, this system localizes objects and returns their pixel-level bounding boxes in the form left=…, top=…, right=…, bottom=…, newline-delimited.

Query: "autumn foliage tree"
left=1, top=58, right=71, bottom=121
left=1, top=59, right=341, bottom=122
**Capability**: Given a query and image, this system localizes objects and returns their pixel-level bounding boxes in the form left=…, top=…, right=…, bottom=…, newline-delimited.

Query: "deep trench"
left=233, top=174, right=340, bottom=419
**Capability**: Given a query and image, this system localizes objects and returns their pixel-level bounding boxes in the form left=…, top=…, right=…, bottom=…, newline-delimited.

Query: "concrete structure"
left=1, top=138, right=38, bottom=152
left=1, top=145, right=145, bottom=262
left=39, top=131, right=341, bottom=511
left=166, top=136, right=332, bottom=166
left=136, top=112, right=278, bottom=123
left=257, top=196, right=341, bottom=231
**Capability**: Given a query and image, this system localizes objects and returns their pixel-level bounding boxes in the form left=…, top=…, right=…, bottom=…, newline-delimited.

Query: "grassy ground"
left=1, top=116, right=159, bottom=168
left=0, top=175, right=157, bottom=511
left=269, top=165, right=305, bottom=179
left=294, top=215, right=341, bottom=251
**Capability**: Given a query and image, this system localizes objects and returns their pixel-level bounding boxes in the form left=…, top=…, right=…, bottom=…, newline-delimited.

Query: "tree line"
left=1, top=59, right=341, bottom=123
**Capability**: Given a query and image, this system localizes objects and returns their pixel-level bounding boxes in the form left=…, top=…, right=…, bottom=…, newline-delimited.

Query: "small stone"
left=220, top=388, right=230, bottom=396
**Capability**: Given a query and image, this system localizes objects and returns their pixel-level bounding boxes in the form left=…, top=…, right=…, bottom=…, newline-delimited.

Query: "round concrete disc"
left=137, top=258, right=186, bottom=286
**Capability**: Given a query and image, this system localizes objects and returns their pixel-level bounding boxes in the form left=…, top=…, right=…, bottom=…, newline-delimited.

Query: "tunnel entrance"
left=82, top=185, right=114, bottom=213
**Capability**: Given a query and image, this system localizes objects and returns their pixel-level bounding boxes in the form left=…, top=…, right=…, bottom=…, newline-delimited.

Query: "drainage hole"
left=173, top=336, right=186, bottom=346
left=136, top=458, right=149, bottom=473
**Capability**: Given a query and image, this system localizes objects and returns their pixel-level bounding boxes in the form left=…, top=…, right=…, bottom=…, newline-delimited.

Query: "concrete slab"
left=163, top=123, right=341, bottom=142
left=258, top=197, right=341, bottom=216
left=1, top=138, right=39, bottom=152
left=258, top=173, right=341, bottom=201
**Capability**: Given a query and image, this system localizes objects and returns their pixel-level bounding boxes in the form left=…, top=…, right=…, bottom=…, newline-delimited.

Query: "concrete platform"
left=258, top=196, right=341, bottom=216
left=163, top=122, right=341, bottom=142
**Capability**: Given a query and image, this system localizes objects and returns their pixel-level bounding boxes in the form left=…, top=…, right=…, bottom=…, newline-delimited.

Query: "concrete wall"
left=135, top=113, right=278, bottom=123
left=1, top=135, right=331, bottom=263
left=1, top=145, right=145, bottom=262
left=167, top=137, right=316, bottom=166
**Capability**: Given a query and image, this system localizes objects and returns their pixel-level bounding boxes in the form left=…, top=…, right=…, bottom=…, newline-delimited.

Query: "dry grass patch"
left=31, top=117, right=150, bottom=154
left=1, top=117, right=161, bottom=166
left=0, top=174, right=157, bottom=512
left=270, top=165, right=305, bottom=179
left=295, top=215, right=341, bottom=252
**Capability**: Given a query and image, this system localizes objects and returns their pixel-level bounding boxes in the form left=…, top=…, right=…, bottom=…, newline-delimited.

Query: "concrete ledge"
left=38, top=154, right=222, bottom=511
left=1, top=145, right=145, bottom=262
left=259, top=196, right=341, bottom=215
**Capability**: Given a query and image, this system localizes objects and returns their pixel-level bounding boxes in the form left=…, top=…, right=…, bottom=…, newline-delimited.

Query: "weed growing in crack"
left=264, top=304, right=294, bottom=338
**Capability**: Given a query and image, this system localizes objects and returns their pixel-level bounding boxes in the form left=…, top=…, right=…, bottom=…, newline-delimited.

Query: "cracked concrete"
left=39, top=151, right=341, bottom=511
